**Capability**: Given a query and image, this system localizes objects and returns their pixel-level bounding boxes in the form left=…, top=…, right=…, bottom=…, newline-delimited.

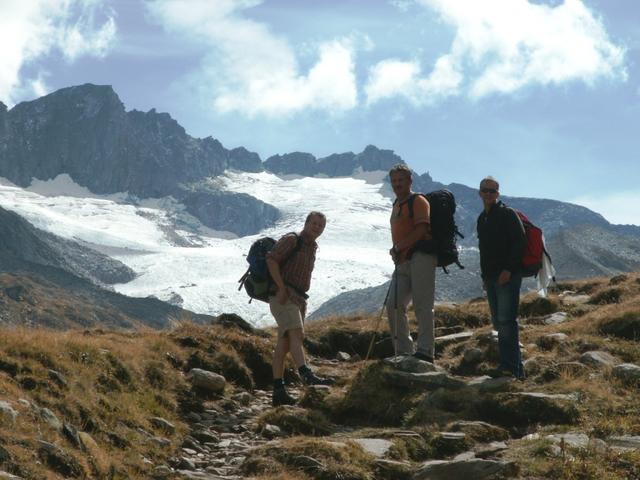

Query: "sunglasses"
left=480, top=188, right=498, bottom=194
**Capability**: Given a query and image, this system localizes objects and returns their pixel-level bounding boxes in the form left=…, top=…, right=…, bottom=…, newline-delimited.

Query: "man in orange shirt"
left=387, top=164, right=437, bottom=363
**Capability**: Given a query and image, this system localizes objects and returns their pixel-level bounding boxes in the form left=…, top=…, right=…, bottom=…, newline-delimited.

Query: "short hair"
left=389, top=163, right=412, bottom=179
left=305, top=211, right=326, bottom=224
left=480, top=176, right=499, bottom=190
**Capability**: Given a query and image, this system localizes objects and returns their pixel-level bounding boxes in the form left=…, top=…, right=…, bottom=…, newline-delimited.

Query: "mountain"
left=2, top=84, right=640, bottom=325
left=0, top=205, right=217, bottom=329
left=0, top=205, right=134, bottom=286
left=0, top=84, right=274, bottom=236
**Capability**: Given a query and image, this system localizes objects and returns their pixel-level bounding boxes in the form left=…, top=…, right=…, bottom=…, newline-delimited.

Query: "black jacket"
left=477, top=201, right=526, bottom=280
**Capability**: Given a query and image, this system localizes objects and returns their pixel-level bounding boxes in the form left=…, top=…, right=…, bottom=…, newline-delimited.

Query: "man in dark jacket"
left=477, top=176, right=526, bottom=379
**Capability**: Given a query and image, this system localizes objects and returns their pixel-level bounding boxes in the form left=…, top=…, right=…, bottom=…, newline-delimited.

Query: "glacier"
left=0, top=171, right=396, bottom=327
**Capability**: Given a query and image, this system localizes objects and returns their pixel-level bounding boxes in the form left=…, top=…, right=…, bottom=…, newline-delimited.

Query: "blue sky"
left=1, top=0, right=639, bottom=224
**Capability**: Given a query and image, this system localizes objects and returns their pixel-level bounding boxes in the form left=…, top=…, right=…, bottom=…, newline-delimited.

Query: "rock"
left=62, top=423, right=83, bottom=449
left=561, top=294, right=591, bottom=305
left=478, top=392, right=580, bottom=427
left=188, top=368, right=226, bottom=394
left=48, top=369, right=68, bottom=387
left=462, top=348, right=483, bottom=365
left=433, top=432, right=469, bottom=455
left=0, top=401, right=18, bottom=424
left=214, top=313, right=255, bottom=333
left=543, top=312, right=569, bottom=325
left=447, top=421, right=509, bottom=442
left=466, top=376, right=514, bottom=393
left=385, top=370, right=466, bottom=390
left=353, top=438, right=394, bottom=458
left=413, top=458, right=519, bottom=480
left=545, top=432, right=590, bottom=448
left=0, top=472, right=22, bottom=479
left=152, top=465, right=173, bottom=478
left=348, top=354, right=362, bottom=363
left=261, top=424, right=282, bottom=439
left=475, top=441, right=508, bottom=458
left=384, top=355, right=438, bottom=373
left=580, top=351, right=619, bottom=369
left=336, top=351, right=351, bottom=362
left=150, top=436, right=172, bottom=447
left=607, top=435, right=640, bottom=450
left=78, top=432, right=98, bottom=453
left=0, top=445, right=11, bottom=462
left=177, top=457, right=197, bottom=470
left=37, top=441, right=83, bottom=478
left=150, top=416, right=176, bottom=434
left=612, top=363, right=640, bottom=385
left=435, top=332, right=474, bottom=350
left=39, top=408, right=62, bottom=431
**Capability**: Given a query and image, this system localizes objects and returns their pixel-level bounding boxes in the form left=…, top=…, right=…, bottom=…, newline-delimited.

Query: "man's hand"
left=276, top=286, right=289, bottom=305
left=498, top=270, right=511, bottom=286
left=389, top=245, right=399, bottom=264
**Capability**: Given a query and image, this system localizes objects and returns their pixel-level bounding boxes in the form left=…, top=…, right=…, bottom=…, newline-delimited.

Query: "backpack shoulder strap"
left=407, top=193, right=420, bottom=218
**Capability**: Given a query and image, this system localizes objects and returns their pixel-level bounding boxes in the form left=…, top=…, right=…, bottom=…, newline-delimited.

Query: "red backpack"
left=512, top=210, right=550, bottom=277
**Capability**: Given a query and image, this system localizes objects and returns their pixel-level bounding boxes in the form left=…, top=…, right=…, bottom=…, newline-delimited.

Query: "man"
left=477, top=176, right=526, bottom=379
left=266, top=211, right=333, bottom=406
left=387, top=164, right=437, bottom=363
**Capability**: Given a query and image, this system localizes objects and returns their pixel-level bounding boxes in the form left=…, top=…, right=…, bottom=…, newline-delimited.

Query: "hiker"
left=387, top=164, right=437, bottom=363
left=477, top=176, right=527, bottom=379
left=266, top=211, right=334, bottom=406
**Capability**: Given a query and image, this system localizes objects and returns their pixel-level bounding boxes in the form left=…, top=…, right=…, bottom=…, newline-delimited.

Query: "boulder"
left=385, top=370, right=466, bottom=390
left=466, top=376, right=514, bottom=393
left=353, top=438, right=394, bottom=458
left=39, top=408, right=62, bottom=431
left=543, top=312, right=569, bottom=325
left=580, top=351, right=619, bottom=369
left=413, top=458, right=519, bottom=480
left=188, top=369, right=226, bottom=394
left=435, top=332, right=474, bottom=350
left=612, top=363, right=640, bottom=386
left=150, top=416, right=176, bottom=434
left=0, top=401, right=18, bottom=424
left=447, top=421, right=509, bottom=443
left=607, top=435, right=640, bottom=450
left=384, top=355, right=438, bottom=373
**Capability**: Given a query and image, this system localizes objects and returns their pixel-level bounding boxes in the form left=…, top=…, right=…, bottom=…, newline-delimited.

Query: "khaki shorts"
left=269, top=297, right=304, bottom=338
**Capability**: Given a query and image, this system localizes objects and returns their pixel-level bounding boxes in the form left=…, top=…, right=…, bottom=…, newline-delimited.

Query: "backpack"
left=510, top=209, right=552, bottom=278
left=400, top=190, right=465, bottom=273
left=237, top=233, right=303, bottom=303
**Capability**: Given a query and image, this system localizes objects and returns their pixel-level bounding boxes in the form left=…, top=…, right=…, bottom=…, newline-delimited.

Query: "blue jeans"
left=486, top=273, right=524, bottom=378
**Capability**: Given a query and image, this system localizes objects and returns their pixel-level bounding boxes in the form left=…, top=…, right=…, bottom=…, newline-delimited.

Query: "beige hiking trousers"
left=386, top=251, right=437, bottom=356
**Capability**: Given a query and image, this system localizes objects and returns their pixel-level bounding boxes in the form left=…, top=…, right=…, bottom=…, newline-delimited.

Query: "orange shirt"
left=391, top=194, right=431, bottom=263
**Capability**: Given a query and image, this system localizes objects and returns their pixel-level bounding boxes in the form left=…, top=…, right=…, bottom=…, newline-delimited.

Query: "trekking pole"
left=364, top=279, right=393, bottom=361
left=392, top=266, right=399, bottom=362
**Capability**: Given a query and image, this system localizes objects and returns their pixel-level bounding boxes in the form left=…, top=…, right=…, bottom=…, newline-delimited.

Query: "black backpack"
left=237, top=233, right=303, bottom=303
left=401, top=190, right=464, bottom=273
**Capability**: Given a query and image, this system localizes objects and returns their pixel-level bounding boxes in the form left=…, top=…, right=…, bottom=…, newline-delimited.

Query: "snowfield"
left=0, top=172, right=396, bottom=327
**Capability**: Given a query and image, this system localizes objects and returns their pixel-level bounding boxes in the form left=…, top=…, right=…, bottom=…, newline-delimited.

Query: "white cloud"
left=146, top=0, right=358, bottom=117
left=366, top=0, right=626, bottom=105
left=572, top=191, right=640, bottom=226
left=0, top=0, right=117, bottom=105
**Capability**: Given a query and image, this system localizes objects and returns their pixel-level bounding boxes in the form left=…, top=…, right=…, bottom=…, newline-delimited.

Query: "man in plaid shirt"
left=266, top=211, right=334, bottom=406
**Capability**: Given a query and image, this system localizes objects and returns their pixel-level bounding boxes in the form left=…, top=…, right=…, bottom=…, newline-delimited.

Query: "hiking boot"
left=272, top=387, right=296, bottom=406
left=302, top=371, right=335, bottom=386
left=413, top=351, right=435, bottom=364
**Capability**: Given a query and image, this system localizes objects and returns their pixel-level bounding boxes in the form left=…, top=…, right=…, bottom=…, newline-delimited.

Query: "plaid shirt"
left=267, top=232, right=317, bottom=317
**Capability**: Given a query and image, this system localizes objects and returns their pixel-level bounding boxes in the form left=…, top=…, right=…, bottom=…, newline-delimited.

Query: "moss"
left=248, top=437, right=376, bottom=480
left=520, top=296, right=559, bottom=318
left=589, top=288, right=622, bottom=305
left=335, top=362, right=423, bottom=425
left=258, top=407, right=333, bottom=436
